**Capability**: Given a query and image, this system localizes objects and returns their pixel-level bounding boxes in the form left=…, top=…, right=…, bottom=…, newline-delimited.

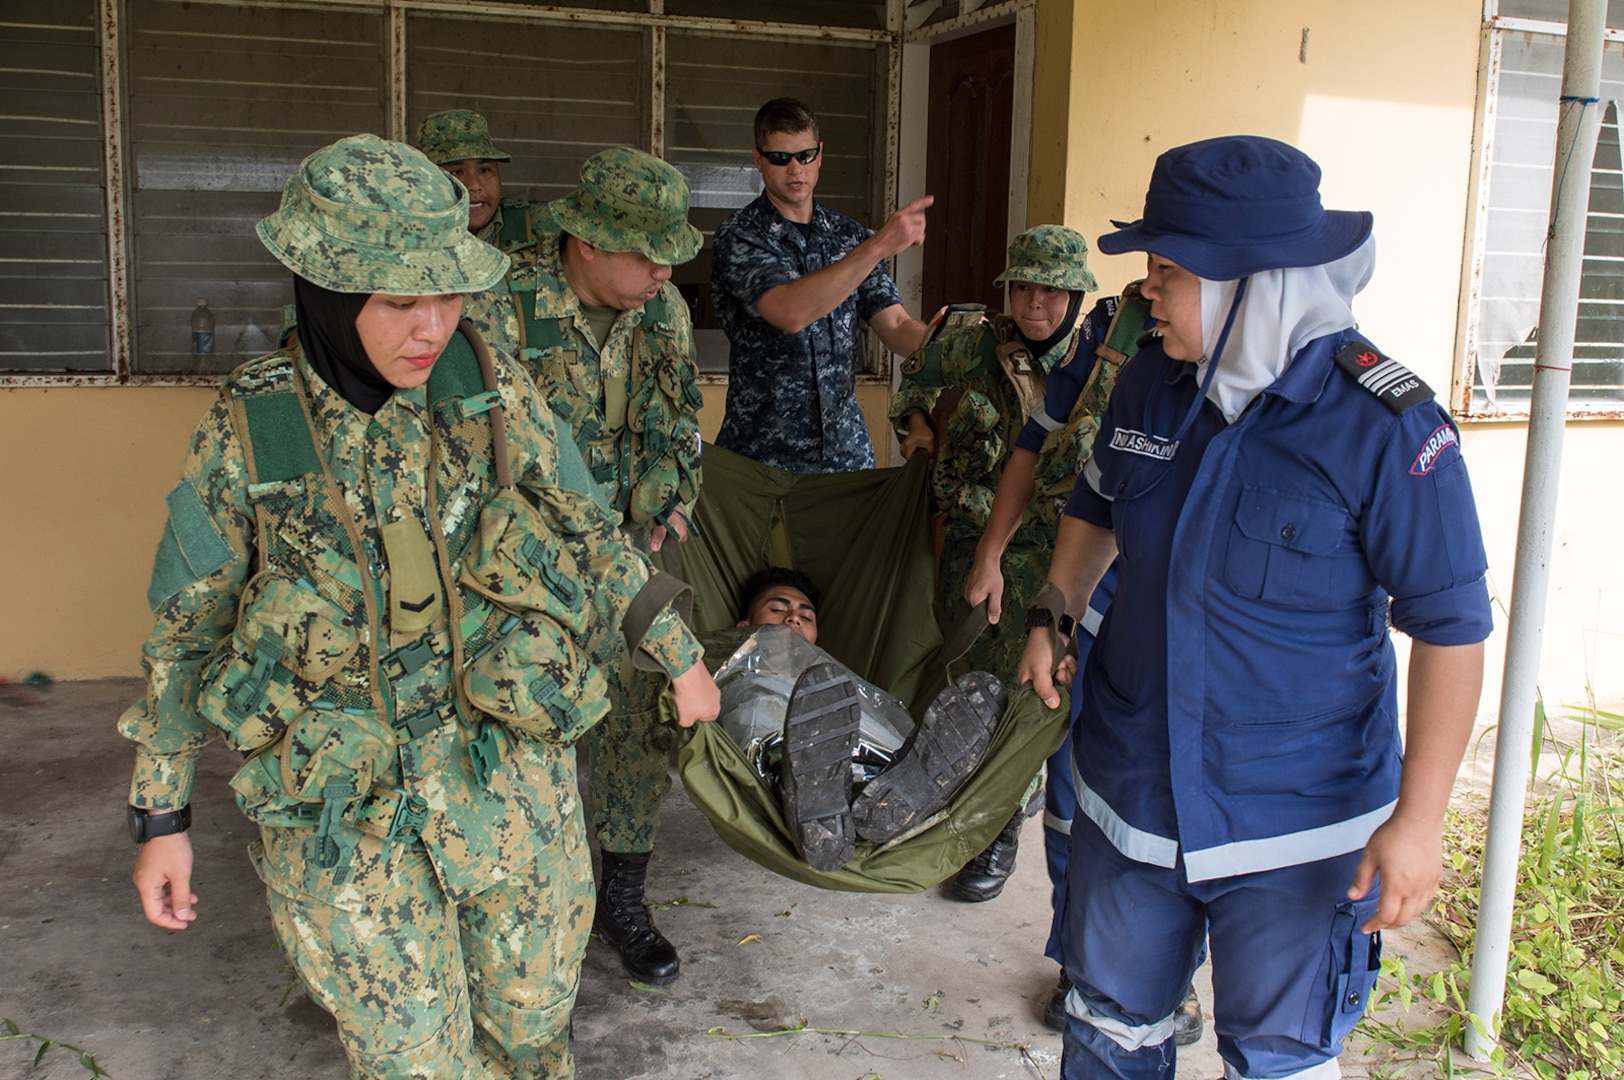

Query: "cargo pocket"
left=627, top=360, right=700, bottom=527
left=460, top=493, right=590, bottom=635
left=197, top=572, right=360, bottom=753
left=460, top=610, right=609, bottom=743
left=458, top=494, right=609, bottom=743
left=227, top=704, right=393, bottom=829
left=1224, top=486, right=1349, bottom=607
left=1305, top=898, right=1383, bottom=1052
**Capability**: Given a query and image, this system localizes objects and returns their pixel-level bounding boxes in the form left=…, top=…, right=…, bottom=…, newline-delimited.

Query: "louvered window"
left=0, top=0, right=893, bottom=383
left=1465, top=2, right=1624, bottom=415
left=127, top=1, right=385, bottom=375
left=0, top=0, right=109, bottom=373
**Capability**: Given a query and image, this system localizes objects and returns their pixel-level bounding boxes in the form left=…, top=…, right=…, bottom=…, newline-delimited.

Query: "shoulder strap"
left=497, top=201, right=535, bottom=250
left=641, top=289, right=670, bottom=329
left=427, top=327, right=487, bottom=405
left=1333, top=338, right=1434, bottom=414
left=1097, top=286, right=1151, bottom=366
left=231, top=358, right=320, bottom=486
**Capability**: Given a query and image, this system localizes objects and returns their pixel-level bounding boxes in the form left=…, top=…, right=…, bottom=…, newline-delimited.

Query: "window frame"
left=2, top=0, right=902, bottom=387
left=1456, top=2, right=1624, bottom=420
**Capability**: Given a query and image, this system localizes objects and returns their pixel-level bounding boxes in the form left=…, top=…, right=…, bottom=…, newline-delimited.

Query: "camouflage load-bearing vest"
left=1028, top=284, right=1151, bottom=532
left=193, top=330, right=609, bottom=840
left=908, top=314, right=1065, bottom=541
left=505, top=240, right=702, bottom=530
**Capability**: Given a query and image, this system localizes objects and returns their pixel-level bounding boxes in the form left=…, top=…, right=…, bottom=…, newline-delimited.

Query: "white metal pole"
left=1463, top=0, right=1605, bottom=1059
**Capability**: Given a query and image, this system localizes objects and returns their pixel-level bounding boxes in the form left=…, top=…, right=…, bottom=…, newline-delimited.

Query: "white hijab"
left=1194, top=236, right=1377, bottom=422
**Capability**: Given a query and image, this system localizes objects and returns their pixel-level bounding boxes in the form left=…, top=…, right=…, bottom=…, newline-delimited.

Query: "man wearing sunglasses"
left=712, top=97, right=934, bottom=473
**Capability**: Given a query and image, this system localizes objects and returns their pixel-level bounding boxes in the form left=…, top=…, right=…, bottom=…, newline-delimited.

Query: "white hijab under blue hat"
left=1099, top=135, right=1376, bottom=421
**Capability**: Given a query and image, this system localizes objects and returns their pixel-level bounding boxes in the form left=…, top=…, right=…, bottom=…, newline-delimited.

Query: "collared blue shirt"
left=1064, top=330, right=1492, bottom=882
left=711, top=194, right=904, bottom=473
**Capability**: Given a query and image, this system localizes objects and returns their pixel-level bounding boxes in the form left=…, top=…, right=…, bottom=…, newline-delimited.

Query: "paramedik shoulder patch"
left=1335, top=342, right=1434, bottom=414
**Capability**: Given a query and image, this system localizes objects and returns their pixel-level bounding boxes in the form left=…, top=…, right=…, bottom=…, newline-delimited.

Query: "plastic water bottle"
left=191, top=299, right=215, bottom=356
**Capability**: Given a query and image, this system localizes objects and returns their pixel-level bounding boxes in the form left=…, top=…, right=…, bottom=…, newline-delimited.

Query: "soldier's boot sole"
left=780, top=663, right=861, bottom=872
left=852, top=671, right=1006, bottom=844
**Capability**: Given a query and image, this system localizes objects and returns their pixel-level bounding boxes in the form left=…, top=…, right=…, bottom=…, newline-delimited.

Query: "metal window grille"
left=1466, top=4, right=1624, bottom=415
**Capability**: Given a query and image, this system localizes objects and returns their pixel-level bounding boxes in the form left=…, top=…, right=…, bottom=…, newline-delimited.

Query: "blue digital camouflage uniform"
left=120, top=134, right=701, bottom=1079
left=711, top=193, right=904, bottom=473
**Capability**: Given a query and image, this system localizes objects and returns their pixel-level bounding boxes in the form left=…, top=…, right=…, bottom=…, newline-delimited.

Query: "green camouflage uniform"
left=121, top=134, right=699, bottom=1079
left=511, top=148, right=704, bottom=856
left=889, top=225, right=1103, bottom=684
left=412, top=110, right=558, bottom=270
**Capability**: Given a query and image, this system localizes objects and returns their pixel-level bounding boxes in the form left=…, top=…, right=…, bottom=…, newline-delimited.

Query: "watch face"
left=127, top=805, right=146, bottom=844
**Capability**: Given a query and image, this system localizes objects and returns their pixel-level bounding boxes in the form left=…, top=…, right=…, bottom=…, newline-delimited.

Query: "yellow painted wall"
left=0, top=382, right=893, bottom=680
left=1, top=387, right=217, bottom=679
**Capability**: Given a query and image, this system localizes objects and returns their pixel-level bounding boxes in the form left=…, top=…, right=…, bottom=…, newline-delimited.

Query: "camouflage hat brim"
left=257, top=136, right=510, bottom=295
left=993, top=262, right=1098, bottom=292
left=415, top=110, right=512, bottom=165
left=993, top=224, right=1098, bottom=293
left=547, top=147, right=702, bottom=267
left=425, top=145, right=512, bottom=166
left=548, top=196, right=702, bottom=266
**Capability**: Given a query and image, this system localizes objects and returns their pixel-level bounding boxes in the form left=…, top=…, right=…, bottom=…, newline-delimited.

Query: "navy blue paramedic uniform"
left=711, top=193, right=904, bottom=473
left=1058, top=329, right=1492, bottom=1080
left=1013, top=294, right=1126, bottom=969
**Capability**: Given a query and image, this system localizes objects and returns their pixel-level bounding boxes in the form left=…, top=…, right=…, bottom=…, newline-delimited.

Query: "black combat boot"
left=852, top=671, right=1006, bottom=844
left=1043, top=969, right=1072, bottom=1031
left=950, top=808, right=1022, bottom=901
left=780, top=663, right=862, bottom=871
left=1173, top=983, right=1204, bottom=1045
left=594, top=850, right=680, bottom=985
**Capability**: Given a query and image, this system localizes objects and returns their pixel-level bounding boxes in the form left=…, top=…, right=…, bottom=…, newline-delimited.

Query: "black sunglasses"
left=756, top=145, right=821, bottom=167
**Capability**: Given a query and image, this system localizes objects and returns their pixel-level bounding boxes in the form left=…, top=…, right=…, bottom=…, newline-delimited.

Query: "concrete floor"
left=15, top=678, right=1472, bottom=1080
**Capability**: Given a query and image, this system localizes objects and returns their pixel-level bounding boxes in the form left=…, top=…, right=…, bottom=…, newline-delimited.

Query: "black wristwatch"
left=1025, top=606, right=1077, bottom=638
left=128, top=804, right=191, bottom=845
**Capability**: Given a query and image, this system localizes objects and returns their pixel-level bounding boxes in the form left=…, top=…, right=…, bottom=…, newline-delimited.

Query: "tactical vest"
left=497, top=199, right=542, bottom=251
left=194, top=329, right=608, bottom=850
left=505, top=244, right=702, bottom=529
left=918, top=315, right=1072, bottom=540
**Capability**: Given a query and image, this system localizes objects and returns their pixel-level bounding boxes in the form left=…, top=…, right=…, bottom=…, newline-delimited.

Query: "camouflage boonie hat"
left=994, top=224, right=1098, bottom=292
left=414, top=109, right=512, bottom=165
left=257, top=134, right=509, bottom=294
left=548, top=147, right=702, bottom=266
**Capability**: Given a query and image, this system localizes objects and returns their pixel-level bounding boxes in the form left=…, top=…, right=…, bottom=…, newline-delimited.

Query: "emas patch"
left=1410, top=424, right=1461, bottom=476
left=1334, top=342, right=1433, bottom=414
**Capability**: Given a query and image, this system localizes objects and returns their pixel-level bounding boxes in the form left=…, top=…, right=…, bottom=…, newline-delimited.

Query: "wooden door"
left=922, top=23, right=1015, bottom=318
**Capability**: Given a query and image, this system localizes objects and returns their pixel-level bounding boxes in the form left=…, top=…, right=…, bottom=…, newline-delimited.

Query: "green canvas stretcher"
left=674, top=444, right=1070, bottom=893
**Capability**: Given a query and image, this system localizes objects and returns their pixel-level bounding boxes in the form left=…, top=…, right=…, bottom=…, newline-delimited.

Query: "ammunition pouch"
left=457, top=491, right=609, bottom=742
left=196, top=572, right=360, bottom=753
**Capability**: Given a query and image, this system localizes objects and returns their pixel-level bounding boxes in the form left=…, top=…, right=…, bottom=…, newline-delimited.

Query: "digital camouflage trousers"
left=264, top=810, right=593, bottom=1080
left=576, top=654, right=671, bottom=855
left=936, top=532, right=1056, bottom=688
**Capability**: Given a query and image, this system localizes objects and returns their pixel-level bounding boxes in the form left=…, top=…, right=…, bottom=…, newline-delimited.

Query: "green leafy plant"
left=1358, top=698, right=1624, bottom=1080
left=1, top=1019, right=112, bottom=1077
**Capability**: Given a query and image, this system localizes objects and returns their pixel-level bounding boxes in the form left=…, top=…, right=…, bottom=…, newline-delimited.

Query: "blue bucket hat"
left=1096, top=136, right=1372, bottom=280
